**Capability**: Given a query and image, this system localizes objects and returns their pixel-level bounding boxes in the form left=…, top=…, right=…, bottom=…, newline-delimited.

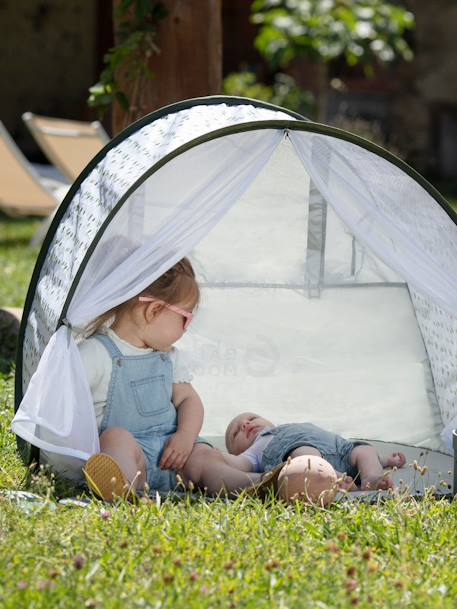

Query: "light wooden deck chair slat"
left=23, top=112, right=110, bottom=182
left=0, top=121, right=59, bottom=218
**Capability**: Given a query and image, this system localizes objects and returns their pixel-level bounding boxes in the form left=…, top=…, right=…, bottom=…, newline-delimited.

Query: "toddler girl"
left=81, top=258, right=259, bottom=500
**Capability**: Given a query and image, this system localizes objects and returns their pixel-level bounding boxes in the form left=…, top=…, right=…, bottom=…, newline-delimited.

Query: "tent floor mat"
left=356, top=439, right=453, bottom=496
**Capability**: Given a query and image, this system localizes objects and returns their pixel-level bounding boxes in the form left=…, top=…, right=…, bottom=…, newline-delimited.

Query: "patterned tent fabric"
left=410, top=290, right=457, bottom=447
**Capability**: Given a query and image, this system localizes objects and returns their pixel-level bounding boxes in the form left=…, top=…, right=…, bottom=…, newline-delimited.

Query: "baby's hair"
left=88, top=257, right=199, bottom=334
left=225, top=418, right=236, bottom=453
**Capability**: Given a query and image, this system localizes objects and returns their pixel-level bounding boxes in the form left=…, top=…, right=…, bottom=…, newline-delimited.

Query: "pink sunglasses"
left=138, top=296, right=194, bottom=331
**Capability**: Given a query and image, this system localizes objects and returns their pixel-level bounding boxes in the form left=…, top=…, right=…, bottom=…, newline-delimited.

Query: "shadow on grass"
left=0, top=235, right=38, bottom=247
left=0, top=357, right=15, bottom=376
left=0, top=309, right=20, bottom=374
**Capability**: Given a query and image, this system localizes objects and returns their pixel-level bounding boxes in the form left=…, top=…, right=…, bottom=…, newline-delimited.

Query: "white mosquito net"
left=12, top=100, right=457, bottom=479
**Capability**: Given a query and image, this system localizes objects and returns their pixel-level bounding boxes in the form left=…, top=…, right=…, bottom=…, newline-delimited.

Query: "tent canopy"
left=12, top=97, right=457, bottom=474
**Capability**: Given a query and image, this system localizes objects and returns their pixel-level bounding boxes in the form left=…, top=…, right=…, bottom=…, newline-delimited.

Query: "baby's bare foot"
left=361, top=473, right=394, bottom=491
left=379, top=452, right=406, bottom=469
left=336, top=474, right=357, bottom=491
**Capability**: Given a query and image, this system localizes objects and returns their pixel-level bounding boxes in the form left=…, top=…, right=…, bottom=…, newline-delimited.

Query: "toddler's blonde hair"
left=89, top=257, right=199, bottom=333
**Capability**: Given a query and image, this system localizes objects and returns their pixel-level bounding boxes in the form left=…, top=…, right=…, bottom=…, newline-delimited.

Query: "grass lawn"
left=1, top=183, right=457, bottom=608
left=0, top=216, right=41, bottom=307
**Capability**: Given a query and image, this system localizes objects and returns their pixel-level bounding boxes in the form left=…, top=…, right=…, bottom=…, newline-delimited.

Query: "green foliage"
left=223, top=71, right=315, bottom=117
left=252, top=0, right=415, bottom=72
left=88, top=1, right=167, bottom=117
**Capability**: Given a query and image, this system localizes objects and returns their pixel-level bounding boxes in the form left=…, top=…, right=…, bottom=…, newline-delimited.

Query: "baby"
left=222, top=412, right=406, bottom=491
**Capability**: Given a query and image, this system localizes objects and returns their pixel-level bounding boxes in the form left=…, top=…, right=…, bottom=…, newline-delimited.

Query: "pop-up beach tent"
left=12, top=97, right=457, bottom=493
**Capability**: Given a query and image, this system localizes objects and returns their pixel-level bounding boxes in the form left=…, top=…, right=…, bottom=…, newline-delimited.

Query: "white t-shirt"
left=239, top=428, right=274, bottom=472
left=78, top=328, right=193, bottom=429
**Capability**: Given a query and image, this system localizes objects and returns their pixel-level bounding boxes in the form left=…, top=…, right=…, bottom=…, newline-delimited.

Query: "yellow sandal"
left=83, top=453, right=134, bottom=502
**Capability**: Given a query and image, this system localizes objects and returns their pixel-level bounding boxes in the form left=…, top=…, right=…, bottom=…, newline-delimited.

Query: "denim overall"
left=261, top=423, right=369, bottom=483
left=95, top=333, right=179, bottom=492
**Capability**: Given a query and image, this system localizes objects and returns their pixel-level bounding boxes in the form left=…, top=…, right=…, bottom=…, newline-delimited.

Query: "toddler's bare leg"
left=350, top=445, right=393, bottom=491
left=180, top=445, right=260, bottom=495
left=99, top=427, right=147, bottom=489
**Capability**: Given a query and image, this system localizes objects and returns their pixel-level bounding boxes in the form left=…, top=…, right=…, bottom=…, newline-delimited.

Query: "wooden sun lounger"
left=23, top=112, right=109, bottom=182
left=0, top=121, right=69, bottom=245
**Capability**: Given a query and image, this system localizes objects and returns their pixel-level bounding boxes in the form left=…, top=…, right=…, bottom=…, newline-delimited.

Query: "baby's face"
left=226, top=412, right=274, bottom=455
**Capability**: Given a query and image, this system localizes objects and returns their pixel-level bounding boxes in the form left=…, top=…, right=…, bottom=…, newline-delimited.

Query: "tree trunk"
left=112, top=0, right=222, bottom=135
